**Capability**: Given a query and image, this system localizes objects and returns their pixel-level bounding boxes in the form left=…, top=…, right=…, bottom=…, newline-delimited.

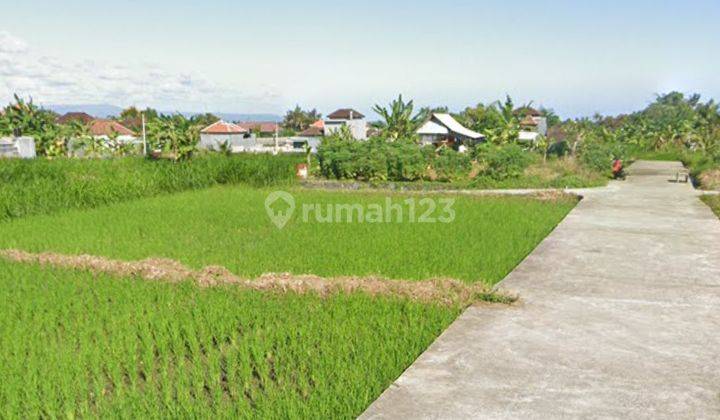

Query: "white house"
left=416, top=113, right=485, bottom=147
left=518, top=111, right=547, bottom=145
left=324, top=108, right=367, bottom=140
left=88, top=119, right=138, bottom=143
left=519, top=109, right=548, bottom=133
left=200, top=120, right=255, bottom=151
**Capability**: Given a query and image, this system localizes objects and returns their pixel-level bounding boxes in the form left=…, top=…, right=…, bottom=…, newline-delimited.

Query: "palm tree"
left=372, top=95, right=428, bottom=141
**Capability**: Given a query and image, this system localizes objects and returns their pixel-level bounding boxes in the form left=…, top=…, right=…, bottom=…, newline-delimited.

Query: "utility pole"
left=142, top=113, right=147, bottom=156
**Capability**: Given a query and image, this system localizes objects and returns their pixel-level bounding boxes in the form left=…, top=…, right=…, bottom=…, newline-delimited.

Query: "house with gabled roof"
left=518, top=110, right=547, bottom=145
left=416, top=113, right=485, bottom=147
left=324, top=108, right=367, bottom=140
left=235, top=121, right=280, bottom=137
left=57, top=112, right=95, bottom=125
left=199, top=120, right=256, bottom=151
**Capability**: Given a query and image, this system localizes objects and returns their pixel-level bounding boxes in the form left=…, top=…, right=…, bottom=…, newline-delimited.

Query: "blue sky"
left=1, top=0, right=719, bottom=118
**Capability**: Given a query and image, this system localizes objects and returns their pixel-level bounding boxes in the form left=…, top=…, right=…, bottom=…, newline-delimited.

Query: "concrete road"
left=361, top=161, right=720, bottom=419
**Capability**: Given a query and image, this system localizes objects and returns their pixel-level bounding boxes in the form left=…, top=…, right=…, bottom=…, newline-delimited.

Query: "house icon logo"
left=265, top=191, right=295, bottom=229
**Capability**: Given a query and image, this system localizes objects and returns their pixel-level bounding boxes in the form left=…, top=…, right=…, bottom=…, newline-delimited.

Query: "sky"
left=1, top=0, right=719, bottom=119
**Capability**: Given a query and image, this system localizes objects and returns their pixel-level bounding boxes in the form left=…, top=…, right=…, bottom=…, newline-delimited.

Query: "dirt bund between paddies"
left=0, top=249, right=515, bottom=307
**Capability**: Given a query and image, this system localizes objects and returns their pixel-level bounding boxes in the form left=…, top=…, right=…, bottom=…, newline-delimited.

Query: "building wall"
left=324, top=119, right=367, bottom=140
left=199, top=133, right=256, bottom=151
left=0, top=136, right=36, bottom=158
left=532, top=117, right=548, bottom=136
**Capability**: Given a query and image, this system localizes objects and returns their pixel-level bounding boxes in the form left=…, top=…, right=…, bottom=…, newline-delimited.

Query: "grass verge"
left=0, top=186, right=578, bottom=284
left=0, top=260, right=461, bottom=418
left=702, top=194, right=720, bottom=217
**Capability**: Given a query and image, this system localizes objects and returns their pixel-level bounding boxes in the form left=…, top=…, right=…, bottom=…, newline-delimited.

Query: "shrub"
left=547, top=140, right=571, bottom=158
left=429, top=147, right=472, bottom=182
left=480, top=144, right=533, bottom=180
left=578, top=141, right=626, bottom=174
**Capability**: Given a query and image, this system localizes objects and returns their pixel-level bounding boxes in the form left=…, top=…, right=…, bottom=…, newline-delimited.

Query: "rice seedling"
left=0, top=185, right=577, bottom=284
left=0, top=260, right=460, bottom=418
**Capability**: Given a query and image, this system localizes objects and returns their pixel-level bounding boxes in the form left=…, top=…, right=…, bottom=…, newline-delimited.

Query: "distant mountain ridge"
left=44, top=104, right=283, bottom=123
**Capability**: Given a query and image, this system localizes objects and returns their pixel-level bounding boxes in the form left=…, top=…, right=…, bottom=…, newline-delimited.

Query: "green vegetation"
left=554, top=92, right=720, bottom=189
left=0, top=260, right=460, bottom=418
left=282, top=105, right=322, bottom=133
left=317, top=137, right=605, bottom=187
left=0, top=186, right=577, bottom=284
left=702, top=194, right=720, bottom=217
left=0, top=154, right=301, bottom=222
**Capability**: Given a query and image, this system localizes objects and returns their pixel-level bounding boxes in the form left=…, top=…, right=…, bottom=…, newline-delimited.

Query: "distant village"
left=0, top=102, right=550, bottom=159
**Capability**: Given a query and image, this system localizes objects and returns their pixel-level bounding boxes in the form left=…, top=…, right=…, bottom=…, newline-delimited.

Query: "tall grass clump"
left=0, top=154, right=302, bottom=221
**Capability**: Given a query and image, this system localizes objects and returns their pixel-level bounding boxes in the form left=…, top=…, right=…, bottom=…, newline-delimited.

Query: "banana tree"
left=372, top=94, right=428, bottom=142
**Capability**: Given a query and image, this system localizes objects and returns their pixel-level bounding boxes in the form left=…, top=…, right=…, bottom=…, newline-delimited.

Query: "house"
left=200, top=120, right=257, bottom=151
left=517, top=110, right=547, bottom=145
left=299, top=120, right=324, bottom=137
left=518, top=130, right=542, bottom=144
left=235, top=121, right=280, bottom=137
left=57, top=113, right=137, bottom=142
left=416, top=113, right=485, bottom=147
left=88, top=119, right=137, bottom=142
left=57, top=112, right=94, bottom=125
left=324, top=108, right=367, bottom=140
left=518, top=109, right=548, bottom=136
left=200, top=120, right=252, bottom=151
left=293, top=120, right=324, bottom=153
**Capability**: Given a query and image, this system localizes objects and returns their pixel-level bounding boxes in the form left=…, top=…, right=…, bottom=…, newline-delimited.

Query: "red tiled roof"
left=311, top=119, right=324, bottom=128
left=89, top=119, right=135, bottom=136
left=58, top=112, right=94, bottom=125
left=235, top=121, right=279, bottom=133
left=201, top=120, right=248, bottom=134
left=327, top=108, right=365, bottom=120
left=299, top=126, right=324, bottom=137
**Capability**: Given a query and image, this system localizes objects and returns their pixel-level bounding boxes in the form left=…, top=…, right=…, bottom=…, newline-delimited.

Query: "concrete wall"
left=199, top=133, right=257, bottom=151
left=324, top=119, right=367, bottom=140
left=0, top=136, right=36, bottom=158
left=532, top=117, right=548, bottom=136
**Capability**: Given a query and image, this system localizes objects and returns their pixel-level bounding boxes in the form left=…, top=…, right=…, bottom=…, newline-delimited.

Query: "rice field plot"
left=0, top=260, right=460, bottom=418
left=0, top=186, right=577, bottom=284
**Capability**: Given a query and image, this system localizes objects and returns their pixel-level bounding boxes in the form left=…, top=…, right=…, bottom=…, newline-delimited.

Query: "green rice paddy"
left=0, top=164, right=577, bottom=417
left=0, top=186, right=577, bottom=284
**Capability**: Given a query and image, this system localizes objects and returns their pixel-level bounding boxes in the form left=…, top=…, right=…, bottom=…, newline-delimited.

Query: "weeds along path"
left=0, top=249, right=513, bottom=306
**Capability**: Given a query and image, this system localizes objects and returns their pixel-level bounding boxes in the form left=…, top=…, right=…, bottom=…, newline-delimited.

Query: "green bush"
left=0, top=154, right=301, bottom=222
left=386, top=142, right=427, bottom=181
left=430, top=147, right=472, bottom=181
left=578, top=141, right=626, bottom=174
left=318, top=138, right=477, bottom=183
left=480, top=144, right=533, bottom=180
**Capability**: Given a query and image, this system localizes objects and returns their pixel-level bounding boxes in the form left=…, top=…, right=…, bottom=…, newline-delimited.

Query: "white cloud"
left=0, top=31, right=28, bottom=53
left=0, top=31, right=281, bottom=112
